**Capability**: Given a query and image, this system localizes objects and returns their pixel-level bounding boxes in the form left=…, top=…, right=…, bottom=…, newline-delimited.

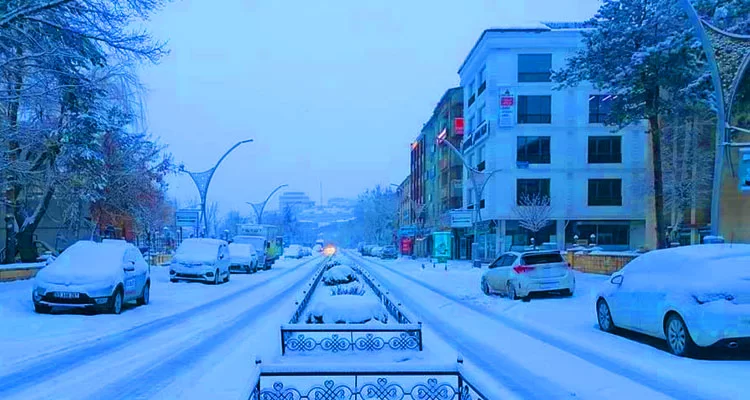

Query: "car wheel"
left=109, top=288, right=123, bottom=315
left=597, top=299, right=616, bottom=333
left=481, top=279, right=491, bottom=295
left=213, top=269, right=220, bottom=285
left=137, top=282, right=150, bottom=306
left=34, top=303, right=51, bottom=314
left=506, top=281, right=518, bottom=300
left=665, top=314, right=696, bottom=357
left=224, top=270, right=230, bottom=283
left=170, top=278, right=178, bottom=283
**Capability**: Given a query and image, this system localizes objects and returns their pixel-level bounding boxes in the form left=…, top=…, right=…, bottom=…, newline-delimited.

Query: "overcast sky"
left=141, top=0, right=601, bottom=214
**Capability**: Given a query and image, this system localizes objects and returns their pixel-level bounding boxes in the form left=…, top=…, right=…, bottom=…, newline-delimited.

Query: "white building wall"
left=459, top=27, right=648, bottom=251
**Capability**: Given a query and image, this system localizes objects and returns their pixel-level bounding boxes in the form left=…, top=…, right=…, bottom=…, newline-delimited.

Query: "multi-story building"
left=458, top=22, right=648, bottom=259
left=409, top=87, right=464, bottom=258
left=278, top=191, right=315, bottom=212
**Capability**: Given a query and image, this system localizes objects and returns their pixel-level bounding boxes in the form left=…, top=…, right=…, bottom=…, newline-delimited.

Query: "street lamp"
left=438, top=138, right=501, bottom=267
left=180, top=139, right=253, bottom=236
left=247, top=184, right=288, bottom=225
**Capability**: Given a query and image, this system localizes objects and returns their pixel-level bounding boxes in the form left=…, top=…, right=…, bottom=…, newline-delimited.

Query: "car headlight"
left=692, top=293, right=735, bottom=304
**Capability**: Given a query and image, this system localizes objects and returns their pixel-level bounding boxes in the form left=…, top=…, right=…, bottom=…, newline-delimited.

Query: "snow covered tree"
left=693, top=0, right=750, bottom=34
left=554, top=0, right=709, bottom=248
left=512, top=193, right=553, bottom=246
left=354, top=185, right=398, bottom=245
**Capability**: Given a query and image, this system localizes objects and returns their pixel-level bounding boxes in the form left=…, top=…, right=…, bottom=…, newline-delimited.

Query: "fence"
left=281, top=257, right=423, bottom=355
left=249, top=362, right=487, bottom=400
left=565, top=251, right=638, bottom=275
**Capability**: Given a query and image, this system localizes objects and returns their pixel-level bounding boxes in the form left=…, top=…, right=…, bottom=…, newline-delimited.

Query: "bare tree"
left=513, top=193, right=553, bottom=241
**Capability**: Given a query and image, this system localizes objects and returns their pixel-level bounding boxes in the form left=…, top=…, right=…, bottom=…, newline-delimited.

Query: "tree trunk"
left=649, top=114, right=667, bottom=249
left=16, top=185, right=56, bottom=262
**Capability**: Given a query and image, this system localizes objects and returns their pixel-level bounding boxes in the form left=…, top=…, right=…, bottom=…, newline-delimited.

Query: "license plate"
left=54, top=292, right=79, bottom=299
left=540, top=283, right=557, bottom=289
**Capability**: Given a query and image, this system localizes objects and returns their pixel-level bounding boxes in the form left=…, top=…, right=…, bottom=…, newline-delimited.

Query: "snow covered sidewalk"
left=351, top=252, right=750, bottom=400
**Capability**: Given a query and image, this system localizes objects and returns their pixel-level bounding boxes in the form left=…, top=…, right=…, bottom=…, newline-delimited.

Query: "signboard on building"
left=175, top=209, right=199, bottom=227
left=432, top=231, right=452, bottom=261
left=450, top=210, right=473, bottom=228
left=498, top=88, right=515, bottom=127
left=400, top=237, right=413, bottom=254
left=398, top=225, right=417, bottom=237
left=454, top=118, right=465, bottom=136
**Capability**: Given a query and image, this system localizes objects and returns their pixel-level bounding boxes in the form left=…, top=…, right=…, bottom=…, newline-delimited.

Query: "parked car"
left=313, top=244, right=323, bottom=253
left=233, top=235, right=269, bottom=270
left=285, top=244, right=304, bottom=259
left=371, top=246, right=384, bottom=258
left=170, top=238, right=231, bottom=284
left=481, top=250, right=575, bottom=300
left=228, top=243, right=258, bottom=273
left=32, top=240, right=150, bottom=315
left=381, top=245, right=398, bottom=259
left=302, top=246, right=313, bottom=256
left=596, top=244, right=750, bottom=357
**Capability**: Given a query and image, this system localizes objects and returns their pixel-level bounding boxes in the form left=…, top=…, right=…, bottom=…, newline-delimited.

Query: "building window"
left=517, top=136, right=551, bottom=164
left=588, top=179, right=622, bottom=206
left=518, top=54, right=552, bottom=82
left=588, top=136, right=622, bottom=164
left=467, top=115, right=475, bottom=133
left=518, top=96, right=551, bottom=124
left=468, top=80, right=476, bottom=106
left=478, top=65, right=487, bottom=95
left=516, top=179, right=550, bottom=205
left=477, top=104, right=485, bottom=124
left=589, top=95, right=613, bottom=123
left=480, top=199, right=486, bottom=209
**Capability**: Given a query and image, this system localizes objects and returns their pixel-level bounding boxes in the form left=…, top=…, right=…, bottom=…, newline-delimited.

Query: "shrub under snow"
left=306, top=295, right=388, bottom=324
left=322, top=265, right=357, bottom=285
left=330, top=283, right=366, bottom=296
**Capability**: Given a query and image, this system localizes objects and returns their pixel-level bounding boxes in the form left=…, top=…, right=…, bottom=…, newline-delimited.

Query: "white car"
left=286, top=244, right=303, bottom=259
left=228, top=243, right=258, bottom=273
left=481, top=251, right=575, bottom=300
left=170, top=238, right=231, bottom=284
left=32, top=240, right=150, bottom=315
left=596, top=244, right=750, bottom=357
left=232, top=235, right=269, bottom=270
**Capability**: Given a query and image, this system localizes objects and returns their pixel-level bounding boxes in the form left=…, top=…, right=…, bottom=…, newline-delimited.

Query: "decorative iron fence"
left=248, top=362, right=488, bottom=400
left=282, top=257, right=422, bottom=355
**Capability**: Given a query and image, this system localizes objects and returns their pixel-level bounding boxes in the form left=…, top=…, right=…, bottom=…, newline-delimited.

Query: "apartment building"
left=458, top=22, right=648, bottom=258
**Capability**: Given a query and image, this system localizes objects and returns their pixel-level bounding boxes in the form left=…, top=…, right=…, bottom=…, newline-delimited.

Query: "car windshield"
left=4, top=0, right=750, bottom=397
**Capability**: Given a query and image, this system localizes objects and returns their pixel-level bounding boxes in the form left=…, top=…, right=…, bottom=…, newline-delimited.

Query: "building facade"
left=278, top=191, right=315, bottom=212
left=458, top=23, right=648, bottom=259
left=409, top=87, right=465, bottom=258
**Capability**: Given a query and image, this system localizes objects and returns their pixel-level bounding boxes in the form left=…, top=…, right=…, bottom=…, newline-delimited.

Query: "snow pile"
left=306, top=295, right=388, bottom=324
left=35, top=241, right=126, bottom=285
left=322, top=265, right=357, bottom=285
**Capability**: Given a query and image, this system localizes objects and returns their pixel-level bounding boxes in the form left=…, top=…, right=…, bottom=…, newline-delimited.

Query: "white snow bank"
left=322, top=265, right=357, bottom=285
left=35, top=241, right=126, bottom=285
left=307, top=295, right=387, bottom=324
left=0, top=262, right=45, bottom=271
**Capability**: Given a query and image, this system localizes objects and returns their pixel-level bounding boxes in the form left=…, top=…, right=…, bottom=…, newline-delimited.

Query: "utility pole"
left=180, top=139, right=253, bottom=236
left=247, top=184, right=288, bottom=225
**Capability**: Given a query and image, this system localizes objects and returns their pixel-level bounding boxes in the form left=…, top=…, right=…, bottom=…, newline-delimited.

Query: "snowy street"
left=346, top=251, right=750, bottom=400
left=0, top=256, right=321, bottom=400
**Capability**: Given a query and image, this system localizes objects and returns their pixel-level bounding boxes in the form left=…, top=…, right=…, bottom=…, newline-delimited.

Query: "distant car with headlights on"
left=170, top=238, right=230, bottom=284
left=228, top=242, right=258, bottom=273
left=32, top=240, right=150, bottom=315
left=596, top=244, right=750, bottom=357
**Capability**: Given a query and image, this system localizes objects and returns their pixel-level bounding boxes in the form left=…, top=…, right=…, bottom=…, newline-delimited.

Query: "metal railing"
left=281, top=257, right=423, bottom=355
left=249, top=361, right=488, bottom=400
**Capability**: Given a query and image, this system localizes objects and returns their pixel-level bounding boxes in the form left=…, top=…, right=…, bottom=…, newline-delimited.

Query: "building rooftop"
left=457, top=21, right=592, bottom=74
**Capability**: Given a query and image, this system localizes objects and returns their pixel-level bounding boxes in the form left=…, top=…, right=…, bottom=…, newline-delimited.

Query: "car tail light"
left=513, top=265, right=535, bottom=274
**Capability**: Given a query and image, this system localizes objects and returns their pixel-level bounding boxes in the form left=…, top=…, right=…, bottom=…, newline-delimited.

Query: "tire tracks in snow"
left=81, top=258, right=324, bottom=400
left=0, top=257, right=319, bottom=398
left=349, top=252, right=703, bottom=400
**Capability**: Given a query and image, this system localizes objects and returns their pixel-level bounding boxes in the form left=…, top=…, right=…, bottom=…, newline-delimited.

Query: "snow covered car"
left=481, top=250, right=574, bottom=300
left=228, top=243, right=258, bottom=273
left=302, top=246, right=313, bottom=256
left=232, top=235, right=269, bottom=270
left=380, top=245, right=398, bottom=259
left=285, top=244, right=304, bottom=259
left=596, top=244, right=750, bottom=357
left=370, top=246, right=384, bottom=258
left=32, top=240, right=150, bottom=315
left=170, top=239, right=231, bottom=284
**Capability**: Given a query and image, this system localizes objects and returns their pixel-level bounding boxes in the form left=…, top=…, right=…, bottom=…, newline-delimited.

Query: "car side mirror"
left=610, top=275, right=623, bottom=285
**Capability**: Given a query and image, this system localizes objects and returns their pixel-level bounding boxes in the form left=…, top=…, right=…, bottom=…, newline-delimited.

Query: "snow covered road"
left=0, top=256, right=322, bottom=400
left=347, top=251, right=750, bottom=400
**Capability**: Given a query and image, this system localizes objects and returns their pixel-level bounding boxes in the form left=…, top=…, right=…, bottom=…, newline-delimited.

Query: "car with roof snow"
left=596, top=244, right=750, bottom=357
left=170, top=238, right=230, bottom=284
left=228, top=242, right=259, bottom=273
left=232, top=235, right=270, bottom=270
left=32, top=240, right=150, bottom=314
left=481, top=250, right=574, bottom=300
left=285, top=244, right=304, bottom=259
